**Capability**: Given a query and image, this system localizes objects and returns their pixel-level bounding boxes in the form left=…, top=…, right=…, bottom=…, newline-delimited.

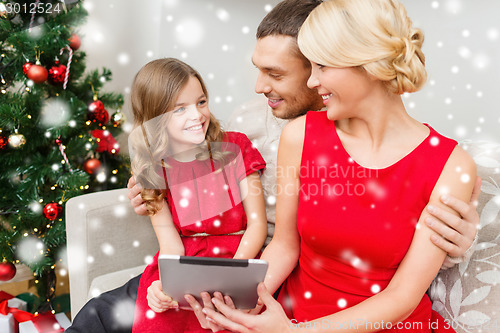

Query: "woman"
left=199, top=0, right=476, bottom=332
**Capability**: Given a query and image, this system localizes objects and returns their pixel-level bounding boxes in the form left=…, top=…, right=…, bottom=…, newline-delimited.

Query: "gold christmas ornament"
left=0, top=2, right=15, bottom=20
left=8, top=130, right=26, bottom=149
left=111, top=110, right=126, bottom=127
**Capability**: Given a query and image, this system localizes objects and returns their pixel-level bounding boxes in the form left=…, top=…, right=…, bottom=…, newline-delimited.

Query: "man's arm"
left=426, top=176, right=481, bottom=268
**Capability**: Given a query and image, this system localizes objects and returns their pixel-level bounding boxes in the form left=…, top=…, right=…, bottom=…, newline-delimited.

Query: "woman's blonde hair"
left=129, top=58, right=225, bottom=215
left=298, top=0, right=427, bottom=94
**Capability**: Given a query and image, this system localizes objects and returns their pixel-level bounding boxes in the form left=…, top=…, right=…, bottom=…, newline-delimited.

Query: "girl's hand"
left=203, top=283, right=291, bottom=333
left=146, top=280, right=179, bottom=313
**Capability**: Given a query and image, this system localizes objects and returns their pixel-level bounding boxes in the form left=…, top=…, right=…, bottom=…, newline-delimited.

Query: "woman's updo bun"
left=298, top=0, right=427, bottom=95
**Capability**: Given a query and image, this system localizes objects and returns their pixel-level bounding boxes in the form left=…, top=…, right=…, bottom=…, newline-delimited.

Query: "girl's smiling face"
left=166, top=76, right=211, bottom=155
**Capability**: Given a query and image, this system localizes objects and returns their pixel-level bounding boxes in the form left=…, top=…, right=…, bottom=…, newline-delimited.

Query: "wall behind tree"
left=81, top=0, right=499, bottom=143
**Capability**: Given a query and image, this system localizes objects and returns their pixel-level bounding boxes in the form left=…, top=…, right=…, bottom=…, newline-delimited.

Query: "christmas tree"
left=0, top=0, right=130, bottom=312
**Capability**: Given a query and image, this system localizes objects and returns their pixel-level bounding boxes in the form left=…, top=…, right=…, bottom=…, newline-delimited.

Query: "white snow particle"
left=430, top=137, right=440, bottom=146
left=371, top=284, right=381, bottom=293
left=487, top=28, right=499, bottom=40
left=101, top=243, right=115, bottom=256
left=144, top=255, right=153, bottom=265
left=175, top=19, right=204, bottom=47
left=117, top=53, right=130, bottom=65
left=337, top=298, right=347, bottom=308
left=216, top=8, right=230, bottom=22
left=458, top=46, right=471, bottom=59
left=146, top=310, right=155, bottom=319
left=114, top=205, right=127, bottom=217
left=179, top=198, right=189, bottom=208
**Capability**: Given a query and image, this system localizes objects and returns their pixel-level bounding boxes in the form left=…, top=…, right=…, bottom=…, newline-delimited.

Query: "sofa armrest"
left=66, top=188, right=159, bottom=318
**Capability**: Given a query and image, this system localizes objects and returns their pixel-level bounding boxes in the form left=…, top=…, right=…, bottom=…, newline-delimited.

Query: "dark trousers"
left=66, top=274, right=141, bottom=333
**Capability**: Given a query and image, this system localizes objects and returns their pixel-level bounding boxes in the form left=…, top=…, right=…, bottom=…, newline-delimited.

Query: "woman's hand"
left=203, top=283, right=292, bottom=333
left=185, top=292, right=230, bottom=332
left=146, top=280, right=178, bottom=313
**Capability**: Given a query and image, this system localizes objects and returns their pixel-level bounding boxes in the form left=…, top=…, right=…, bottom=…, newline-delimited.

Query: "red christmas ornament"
left=0, top=262, right=16, bottom=281
left=48, top=61, right=68, bottom=85
left=88, top=100, right=109, bottom=124
left=68, top=34, right=81, bottom=50
left=23, top=62, right=33, bottom=75
left=88, top=100, right=104, bottom=112
left=27, top=64, right=48, bottom=84
left=83, top=158, right=102, bottom=174
left=43, top=202, right=62, bottom=221
left=92, top=129, right=120, bottom=154
left=0, top=134, right=7, bottom=150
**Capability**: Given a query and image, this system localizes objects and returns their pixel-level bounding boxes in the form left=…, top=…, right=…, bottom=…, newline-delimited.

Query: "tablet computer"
left=158, top=255, right=268, bottom=309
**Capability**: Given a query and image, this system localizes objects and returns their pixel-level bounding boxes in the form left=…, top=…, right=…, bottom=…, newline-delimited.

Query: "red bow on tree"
left=0, top=291, right=33, bottom=325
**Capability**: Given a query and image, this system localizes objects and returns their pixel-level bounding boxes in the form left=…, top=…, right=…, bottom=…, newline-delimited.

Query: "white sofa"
left=66, top=141, right=500, bottom=331
left=65, top=189, right=158, bottom=320
left=429, top=141, right=500, bottom=333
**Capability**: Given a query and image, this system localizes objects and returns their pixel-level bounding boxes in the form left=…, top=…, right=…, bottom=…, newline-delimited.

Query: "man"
left=67, top=1, right=480, bottom=331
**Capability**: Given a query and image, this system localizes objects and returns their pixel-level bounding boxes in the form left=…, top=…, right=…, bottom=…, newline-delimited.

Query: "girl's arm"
left=260, top=117, right=305, bottom=295
left=150, top=200, right=185, bottom=256
left=233, top=171, right=268, bottom=260
left=300, top=145, right=477, bottom=333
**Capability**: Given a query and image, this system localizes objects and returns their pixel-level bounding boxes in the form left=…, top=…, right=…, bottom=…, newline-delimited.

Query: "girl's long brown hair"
left=129, top=58, right=226, bottom=215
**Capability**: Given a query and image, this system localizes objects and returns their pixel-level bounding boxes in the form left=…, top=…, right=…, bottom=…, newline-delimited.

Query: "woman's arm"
left=299, top=145, right=477, bottom=332
left=259, top=117, right=305, bottom=294
left=233, top=171, right=268, bottom=259
left=204, top=145, right=476, bottom=333
left=150, top=200, right=185, bottom=256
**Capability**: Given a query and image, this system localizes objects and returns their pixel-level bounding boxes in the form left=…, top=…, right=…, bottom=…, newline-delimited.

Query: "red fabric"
left=132, top=132, right=265, bottom=332
left=278, top=111, right=457, bottom=332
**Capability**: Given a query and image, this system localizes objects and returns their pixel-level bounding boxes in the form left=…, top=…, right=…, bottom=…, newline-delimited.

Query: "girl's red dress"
left=132, top=131, right=266, bottom=332
left=278, top=111, right=457, bottom=332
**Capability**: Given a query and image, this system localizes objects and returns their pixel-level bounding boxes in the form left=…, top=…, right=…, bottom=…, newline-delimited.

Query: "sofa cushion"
left=88, top=264, right=147, bottom=299
left=430, top=141, right=500, bottom=333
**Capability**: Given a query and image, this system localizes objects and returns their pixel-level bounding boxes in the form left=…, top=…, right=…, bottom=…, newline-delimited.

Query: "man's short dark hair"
left=256, top=0, right=323, bottom=39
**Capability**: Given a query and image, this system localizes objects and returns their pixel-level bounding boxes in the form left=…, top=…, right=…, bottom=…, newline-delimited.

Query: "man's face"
left=252, top=35, right=324, bottom=120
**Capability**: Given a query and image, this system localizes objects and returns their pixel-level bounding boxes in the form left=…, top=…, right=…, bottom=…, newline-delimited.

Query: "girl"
left=201, top=0, right=476, bottom=332
left=128, top=58, right=267, bottom=332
